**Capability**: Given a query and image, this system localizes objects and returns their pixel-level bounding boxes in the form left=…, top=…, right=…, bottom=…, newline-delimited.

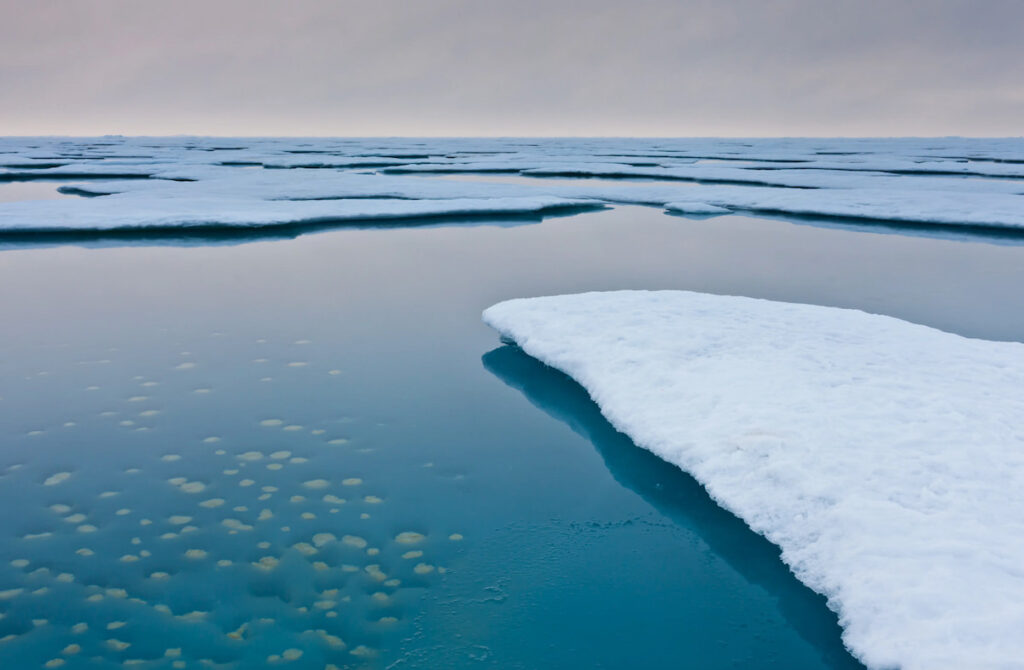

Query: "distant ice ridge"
left=483, top=291, right=1024, bottom=670
left=1, top=136, right=1023, bottom=232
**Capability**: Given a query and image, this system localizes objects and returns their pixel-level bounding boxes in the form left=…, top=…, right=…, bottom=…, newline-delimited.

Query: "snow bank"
left=483, top=290, right=1024, bottom=670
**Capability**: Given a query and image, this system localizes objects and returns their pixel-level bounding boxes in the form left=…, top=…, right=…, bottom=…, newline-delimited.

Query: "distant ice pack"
left=1, top=137, right=1023, bottom=233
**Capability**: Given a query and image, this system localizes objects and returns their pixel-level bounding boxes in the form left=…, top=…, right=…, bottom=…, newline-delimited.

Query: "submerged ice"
left=0, top=339, right=466, bottom=669
left=484, top=290, right=1024, bottom=670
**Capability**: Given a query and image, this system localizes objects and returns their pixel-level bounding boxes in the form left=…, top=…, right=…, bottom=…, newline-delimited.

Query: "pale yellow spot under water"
left=302, top=479, right=329, bottom=489
left=341, top=535, right=367, bottom=549
left=312, top=533, right=336, bottom=547
left=253, top=556, right=279, bottom=571
left=43, top=472, right=72, bottom=486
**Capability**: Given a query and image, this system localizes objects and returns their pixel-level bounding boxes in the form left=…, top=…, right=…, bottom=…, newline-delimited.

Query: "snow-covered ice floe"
left=483, top=290, right=1024, bottom=670
left=0, top=137, right=1022, bottom=234
left=0, top=195, right=595, bottom=233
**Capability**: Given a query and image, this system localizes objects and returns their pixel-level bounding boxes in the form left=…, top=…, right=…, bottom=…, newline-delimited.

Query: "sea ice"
left=484, top=290, right=1024, bottom=670
left=0, top=136, right=1022, bottom=234
left=0, top=195, right=596, bottom=233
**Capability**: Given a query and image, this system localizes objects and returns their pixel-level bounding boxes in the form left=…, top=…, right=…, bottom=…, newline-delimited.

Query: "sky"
left=1, top=0, right=1022, bottom=137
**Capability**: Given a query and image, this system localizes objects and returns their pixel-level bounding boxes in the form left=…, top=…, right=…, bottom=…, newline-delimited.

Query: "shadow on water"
left=0, top=205, right=602, bottom=251
left=482, top=344, right=867, bottom=670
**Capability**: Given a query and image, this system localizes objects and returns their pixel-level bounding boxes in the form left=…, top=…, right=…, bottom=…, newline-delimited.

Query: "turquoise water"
left=2, top=206, right=1024, bottom=669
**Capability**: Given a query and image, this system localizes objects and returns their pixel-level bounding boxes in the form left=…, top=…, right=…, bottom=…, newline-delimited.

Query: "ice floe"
left=484, top=290, right=1024, bottom=670
left=0, top=194, right=595, bottom=233
left=0, top=137, right=1022, bottom=234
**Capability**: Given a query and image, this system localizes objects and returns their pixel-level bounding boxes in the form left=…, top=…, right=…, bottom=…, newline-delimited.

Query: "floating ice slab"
left=666, top=187, right=1024, bottom=229
left=0, top=195, right=596, bottom=233
left=664, top=201, right=732, bottom=215
left=483, top=290, right=1024, bottom=670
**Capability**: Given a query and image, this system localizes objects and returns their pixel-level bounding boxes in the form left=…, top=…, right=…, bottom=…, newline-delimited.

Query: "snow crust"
left=1, top=137, right=1022, bottom=233
left=483, top=290, right=1024, bottom=670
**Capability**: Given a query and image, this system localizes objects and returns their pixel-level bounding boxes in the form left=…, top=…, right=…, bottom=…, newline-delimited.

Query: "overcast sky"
left=1, top=0, right=1021, bottom=136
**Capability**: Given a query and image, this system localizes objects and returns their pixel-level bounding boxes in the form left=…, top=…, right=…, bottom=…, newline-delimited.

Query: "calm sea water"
left=2, top=205, right=1023, bottom=669
left=0, top=181, right=78, bottom=203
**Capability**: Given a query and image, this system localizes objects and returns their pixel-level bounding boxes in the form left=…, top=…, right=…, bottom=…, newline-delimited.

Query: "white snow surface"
left=483, top=290, right=1024, bottom=670
left=1, top=136, right=1023, bottom=232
